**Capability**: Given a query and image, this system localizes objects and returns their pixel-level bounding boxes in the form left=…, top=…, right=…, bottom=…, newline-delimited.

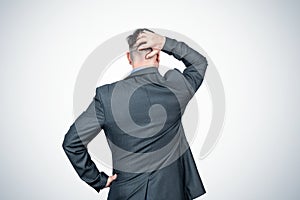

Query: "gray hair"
left=126, top=28, right=155, bottom=61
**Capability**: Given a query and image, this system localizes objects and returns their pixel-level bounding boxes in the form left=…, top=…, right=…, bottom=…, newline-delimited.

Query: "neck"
left=132, top=61, right=158, bottom=69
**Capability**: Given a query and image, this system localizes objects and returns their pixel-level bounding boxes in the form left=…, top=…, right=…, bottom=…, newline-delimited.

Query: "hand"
left=105, top=174, right=117, bottom=188
left=136, top=30, right=166, bottom=59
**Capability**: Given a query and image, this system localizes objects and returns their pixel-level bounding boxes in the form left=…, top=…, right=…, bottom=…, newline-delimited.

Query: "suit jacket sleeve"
left=62, top=87, right=108, bottom=193
left=161, top=37, right=208, bottom=93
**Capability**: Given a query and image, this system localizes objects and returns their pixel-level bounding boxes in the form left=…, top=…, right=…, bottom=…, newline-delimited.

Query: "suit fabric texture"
left=62, top=37, right=208, bottom=200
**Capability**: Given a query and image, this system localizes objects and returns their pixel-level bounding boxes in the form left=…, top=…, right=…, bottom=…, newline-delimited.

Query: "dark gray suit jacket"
left=62, top=37, right=208, bottom=200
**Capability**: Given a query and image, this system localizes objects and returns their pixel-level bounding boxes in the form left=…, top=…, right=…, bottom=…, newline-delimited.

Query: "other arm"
left=62, top=88, right=109, bottom=192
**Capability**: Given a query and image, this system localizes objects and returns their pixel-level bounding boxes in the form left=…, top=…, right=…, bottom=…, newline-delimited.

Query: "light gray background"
left=0, top=0, right=299, bottom=199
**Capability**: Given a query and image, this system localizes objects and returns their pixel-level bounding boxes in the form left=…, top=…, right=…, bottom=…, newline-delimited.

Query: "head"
left=126, top=28, right=160, bottom=68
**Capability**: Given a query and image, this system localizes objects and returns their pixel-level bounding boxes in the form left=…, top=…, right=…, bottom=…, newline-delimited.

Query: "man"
left=62, top=28, right=208, bottom=200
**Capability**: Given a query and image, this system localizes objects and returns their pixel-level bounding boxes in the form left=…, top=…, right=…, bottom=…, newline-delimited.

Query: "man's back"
left=62, top=32, right=208, bottom=200
left=99, top=65, right=205, bottom=199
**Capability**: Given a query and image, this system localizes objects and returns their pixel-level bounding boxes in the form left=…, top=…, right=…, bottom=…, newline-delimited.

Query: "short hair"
left=126, top=28, right=155, bottom=60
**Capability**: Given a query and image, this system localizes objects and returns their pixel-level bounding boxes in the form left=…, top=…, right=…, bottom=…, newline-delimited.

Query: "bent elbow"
left=62, top=135, right=69, bottom=152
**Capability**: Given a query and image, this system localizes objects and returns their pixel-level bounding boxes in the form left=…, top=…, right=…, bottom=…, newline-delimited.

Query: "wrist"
left=159, top=36, right=166, bottom=50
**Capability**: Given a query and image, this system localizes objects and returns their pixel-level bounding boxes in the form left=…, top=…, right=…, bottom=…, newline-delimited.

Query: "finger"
left=141, top=30, right=152, bottom=35
left=135, top=38, right=147, bottom=47
left=138, top=31, right=151, bottom=38
left=136, top=33, right=146, bottom=40
left=105, top=177, right=115, bottom=187
left=146, top=49, right=159, bottom=58
left=137, top=43, right=150, bottom=51
left=112, top=174, right=118, bottom=180
left=105, top=180, right=110, bottom=187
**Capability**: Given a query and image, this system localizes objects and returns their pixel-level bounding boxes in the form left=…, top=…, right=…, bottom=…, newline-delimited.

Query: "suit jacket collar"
left=124, top=66, right=159, bottom=80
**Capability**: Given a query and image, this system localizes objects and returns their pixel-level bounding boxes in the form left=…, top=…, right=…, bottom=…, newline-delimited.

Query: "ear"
left=156, top=51, right=160, bottom=63
left=126, top=52, right=132, bottom=65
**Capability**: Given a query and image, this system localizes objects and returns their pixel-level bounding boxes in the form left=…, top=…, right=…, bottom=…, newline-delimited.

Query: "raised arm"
left=161, top=37, right=208, bottom=92
left=136, top=30, right=208, bottom=92
left=62, top=88, right=110, bottom=193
